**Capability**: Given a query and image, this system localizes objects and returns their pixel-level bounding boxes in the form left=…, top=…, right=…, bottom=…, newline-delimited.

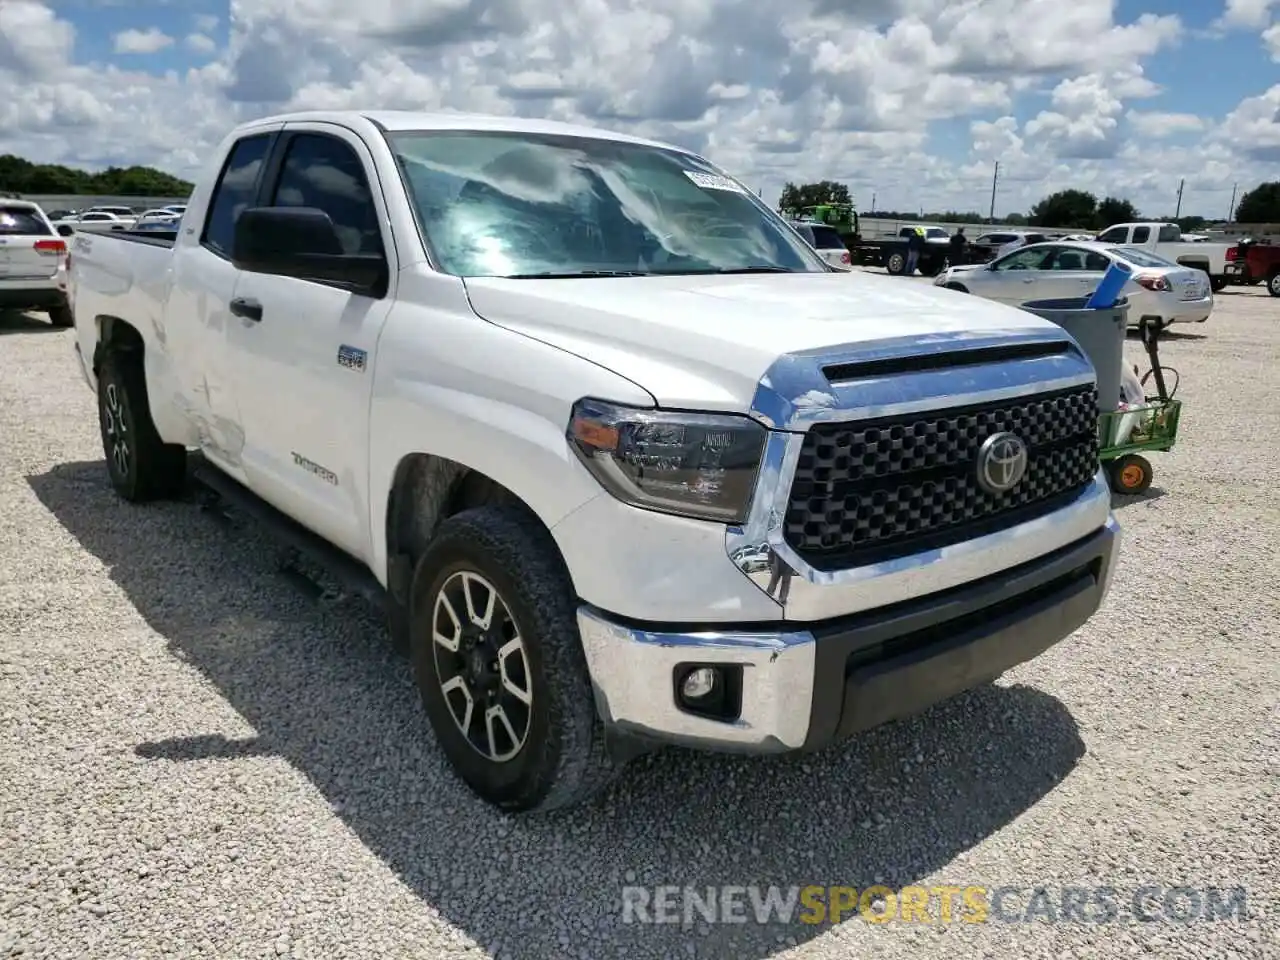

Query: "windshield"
left=386, top=130, right=827, bottom=278
left=1108, top=246, right=1178, bottom=268
left=925, top=228, right=948, bottom=239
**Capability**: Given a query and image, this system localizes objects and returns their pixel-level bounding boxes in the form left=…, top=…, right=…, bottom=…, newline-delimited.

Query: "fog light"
left=681, top=666, right=717, bottom=700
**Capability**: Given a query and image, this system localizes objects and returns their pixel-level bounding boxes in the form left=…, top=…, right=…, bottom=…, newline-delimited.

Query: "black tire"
left=97, top=349, right=188, bottom=502
left=409, top=505, right=616, bottom=813
left=1107, top=454, right=1153, bottom=495
left=1268, top=271, right=1280, bottom=298
left=1209, top=275, right=1227, bottom=293
left=944, top=282, right=968, bottom=293
left=885, top=252, right=906, bottom=275
left=48, top=304, right=73, bottom=328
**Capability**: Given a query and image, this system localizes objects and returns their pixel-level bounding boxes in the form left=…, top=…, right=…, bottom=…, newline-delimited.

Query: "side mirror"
left=231, top=206, right=388, bottom=298
left=56, top=224, right=75, bottom=237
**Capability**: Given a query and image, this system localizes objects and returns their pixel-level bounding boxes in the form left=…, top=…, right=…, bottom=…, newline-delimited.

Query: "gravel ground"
left=1, top=284, right=1277, bottom=960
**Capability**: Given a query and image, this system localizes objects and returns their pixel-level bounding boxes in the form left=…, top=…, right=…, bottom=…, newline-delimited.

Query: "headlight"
left=567, top=398, right=767, bottom=523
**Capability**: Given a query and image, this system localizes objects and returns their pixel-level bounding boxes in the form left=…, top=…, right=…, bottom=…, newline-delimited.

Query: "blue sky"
left=6, top=0, right=1279, bottom=217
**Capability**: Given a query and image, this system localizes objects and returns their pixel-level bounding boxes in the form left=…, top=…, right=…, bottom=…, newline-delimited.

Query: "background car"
left=789, top=220, right=853, bottom=270
left=0, top=200, right=73, bottom=327
left=932, top=240, right=1213, bottom=330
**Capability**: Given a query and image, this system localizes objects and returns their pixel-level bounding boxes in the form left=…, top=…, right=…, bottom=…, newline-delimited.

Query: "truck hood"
left=462, top=271, right=1063, bottom=413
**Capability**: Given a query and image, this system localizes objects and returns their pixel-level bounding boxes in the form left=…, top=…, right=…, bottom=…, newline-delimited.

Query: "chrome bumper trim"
left=577, top=607, right=816, bottom=751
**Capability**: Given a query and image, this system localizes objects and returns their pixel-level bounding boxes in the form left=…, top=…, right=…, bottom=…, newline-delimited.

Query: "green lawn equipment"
left=1098, top=318, right=1182, bottom=495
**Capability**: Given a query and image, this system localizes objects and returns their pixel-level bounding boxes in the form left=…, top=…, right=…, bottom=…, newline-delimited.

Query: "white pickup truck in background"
left=1094, top=221, right=1233, bottom=291
left=67, top=110, right=1121, bottom=813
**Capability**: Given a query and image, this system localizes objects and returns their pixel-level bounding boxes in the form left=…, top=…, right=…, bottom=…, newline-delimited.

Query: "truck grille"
left=783, top=384, right=1099, bottom=570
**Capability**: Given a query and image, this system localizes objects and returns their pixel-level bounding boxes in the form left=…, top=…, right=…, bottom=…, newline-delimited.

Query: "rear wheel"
left=47, top=304, right=73, bottom=328
left=1107, top=454, right=1153, bottom=495
left=1268, top=271, right=1280, bottom=298
left=409, top=504, right=617, bottom=813
left=1209, top=274, right=1227, bottom=293
left=97, top=349, right=188, bottom=502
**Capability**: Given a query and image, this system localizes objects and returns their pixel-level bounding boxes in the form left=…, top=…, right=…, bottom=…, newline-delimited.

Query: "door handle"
left=230, top=297, right=262, bottom=322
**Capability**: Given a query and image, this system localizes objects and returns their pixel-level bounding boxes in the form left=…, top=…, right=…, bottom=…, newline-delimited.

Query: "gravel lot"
left=1, top=283, right=1277, bottom=960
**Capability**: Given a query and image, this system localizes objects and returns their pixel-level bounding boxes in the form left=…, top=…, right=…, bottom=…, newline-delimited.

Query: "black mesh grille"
left=784, top=384, right=1099, bottom=570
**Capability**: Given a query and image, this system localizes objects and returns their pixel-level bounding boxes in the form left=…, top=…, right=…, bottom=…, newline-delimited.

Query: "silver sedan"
left=932, top=240, right=1214, bottom=329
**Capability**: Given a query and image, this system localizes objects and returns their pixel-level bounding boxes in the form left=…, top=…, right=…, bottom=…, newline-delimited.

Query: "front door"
left=224, top=125, right=399, bottom=562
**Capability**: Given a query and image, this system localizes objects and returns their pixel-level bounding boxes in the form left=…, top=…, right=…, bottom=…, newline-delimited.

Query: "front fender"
left=366, top=277, right=657, bottom=586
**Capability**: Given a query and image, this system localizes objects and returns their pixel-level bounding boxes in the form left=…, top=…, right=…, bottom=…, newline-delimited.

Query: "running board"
left=189, top=454, right=386, bottom=610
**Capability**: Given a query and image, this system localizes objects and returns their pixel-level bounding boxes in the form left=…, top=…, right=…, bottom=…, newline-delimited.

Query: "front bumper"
left=579, top=512, right=1120, bottom=753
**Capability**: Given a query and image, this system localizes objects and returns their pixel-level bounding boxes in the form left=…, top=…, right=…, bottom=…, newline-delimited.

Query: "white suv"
left=791, top=221, right=853, bottom=270
left=0, top=201, right=73, bottom=327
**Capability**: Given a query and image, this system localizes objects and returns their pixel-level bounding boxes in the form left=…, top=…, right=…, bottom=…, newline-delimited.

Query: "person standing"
left=905, top=226, right=925, bottom=275
left=949, top=227, right=968, bottom=268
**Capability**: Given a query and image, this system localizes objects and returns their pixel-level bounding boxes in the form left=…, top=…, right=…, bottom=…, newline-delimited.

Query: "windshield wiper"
left=504, top=269, right=647, bottom=278
left=649, top=265, right=797, bottom=275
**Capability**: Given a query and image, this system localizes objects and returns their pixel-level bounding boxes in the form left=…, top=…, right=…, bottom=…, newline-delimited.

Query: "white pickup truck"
left=1094, top=222, right=1233, bottom=291
left=67, top=111, right=1121, bottom=813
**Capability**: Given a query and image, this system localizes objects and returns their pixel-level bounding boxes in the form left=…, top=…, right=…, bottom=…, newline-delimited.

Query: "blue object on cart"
left=1084, top=259, right=1133, bottom=308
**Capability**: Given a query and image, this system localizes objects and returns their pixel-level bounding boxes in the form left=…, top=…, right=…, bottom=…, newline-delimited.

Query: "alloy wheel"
left=102, top=381, right=131, bottom=480
left=432, top=570, right=533, bottom=763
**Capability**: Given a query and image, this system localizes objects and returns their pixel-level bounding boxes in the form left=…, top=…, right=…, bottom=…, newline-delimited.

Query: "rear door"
left=0, top=205, right=61, bottom=284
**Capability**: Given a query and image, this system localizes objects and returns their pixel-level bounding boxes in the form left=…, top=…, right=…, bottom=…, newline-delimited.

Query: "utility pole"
left=1174, top=178, right=1184, bottom=219
left=871, top=191, right=876, bottom=212
left=989, top=161, right=999, bottom=223
left=1228, top=183, right=1238, bottom=222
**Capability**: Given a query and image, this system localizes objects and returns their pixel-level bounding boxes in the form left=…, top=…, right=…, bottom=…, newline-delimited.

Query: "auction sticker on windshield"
left=684, top=171, right=745, bottom=192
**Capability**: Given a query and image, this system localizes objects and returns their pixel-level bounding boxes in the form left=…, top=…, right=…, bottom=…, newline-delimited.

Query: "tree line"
left=0, top=154, right=193, bottom=197
left=779, top=180, right=1280, bottom=229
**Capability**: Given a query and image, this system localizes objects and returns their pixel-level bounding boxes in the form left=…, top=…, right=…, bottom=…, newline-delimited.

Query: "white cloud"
left=0, top=0, right=1276, bottom=220
left=1216, top=0, right=1278, bottom=29
left=1126, top=111, right=1207, bottom=138
left=112, top=27, right=174, bottom=55
left=1264, top=21, right=1280, bottom=59
left=185, top=33, right=217, bottom=55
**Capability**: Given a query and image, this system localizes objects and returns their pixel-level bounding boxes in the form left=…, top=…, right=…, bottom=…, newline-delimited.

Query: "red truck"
left=1224, top=239, right=1280, bottom=297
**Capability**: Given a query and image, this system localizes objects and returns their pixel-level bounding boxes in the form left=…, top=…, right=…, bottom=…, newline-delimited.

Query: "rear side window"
left=808, top=226, right=845, bottom=249
left=0, top=207, right=51, bottom=235
left=1157, top=225, right=1180, bottom=243
left=202, top=133, right=272, bottom=257
left=1130, top=226, right=1150, bottom=243
left=268, top=133, right=383, bottom=256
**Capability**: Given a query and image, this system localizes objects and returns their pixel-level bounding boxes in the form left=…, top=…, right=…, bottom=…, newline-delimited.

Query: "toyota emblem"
left=976, top=432, right=1028, bottom=494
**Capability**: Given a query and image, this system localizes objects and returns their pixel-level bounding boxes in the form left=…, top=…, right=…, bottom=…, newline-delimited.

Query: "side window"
left=1043, top=247, right=1087, bottom=270
left=1130, top=226, right=1150, bottom=243
left=1097, top=227, right=1127, bottom=243
left=1157, top=225, right=1180, bottom=242
left=1084, top=252, right=1112, bottom=272
left=269, top=134, right=383, bottom=256
left=995, top=247, right=1053, bottom=271
left=202, top=134, right=272, bottom=257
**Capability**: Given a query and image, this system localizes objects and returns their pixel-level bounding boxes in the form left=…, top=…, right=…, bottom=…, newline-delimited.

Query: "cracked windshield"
left=388, top=131, right=827, bottom=278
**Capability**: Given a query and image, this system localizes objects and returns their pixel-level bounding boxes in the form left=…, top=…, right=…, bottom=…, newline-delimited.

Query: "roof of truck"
left=232, top=110, right=690, bottom=156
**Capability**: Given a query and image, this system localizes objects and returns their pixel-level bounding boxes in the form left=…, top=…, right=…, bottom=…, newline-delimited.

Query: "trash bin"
left=1020, top=296, right=1128, bottom=412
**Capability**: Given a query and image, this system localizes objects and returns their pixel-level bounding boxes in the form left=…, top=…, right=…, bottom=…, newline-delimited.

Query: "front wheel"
left=885, top=252, right=906, bottom=275
left=409, top=505, right=617, bottom=813
left=96, top=350, right=188, bottom=502
left=1268, top=272, right=1280, bottom=298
